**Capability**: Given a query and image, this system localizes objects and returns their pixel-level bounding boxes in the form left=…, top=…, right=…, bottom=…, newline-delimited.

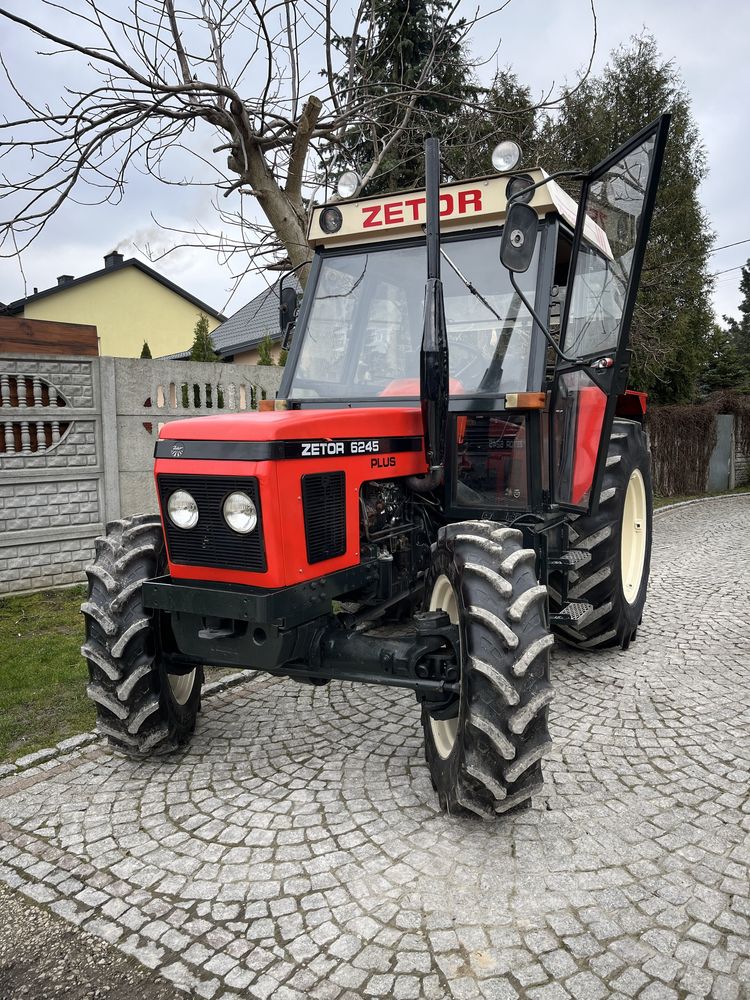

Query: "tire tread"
left=81, top=513, right=202, bottom=756
left=422, top=521, right=554, bottom=820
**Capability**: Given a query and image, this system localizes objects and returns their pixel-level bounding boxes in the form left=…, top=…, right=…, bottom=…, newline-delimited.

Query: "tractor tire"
left=422, top=521, right=554, bottom=819
left=551, top=419, right=653, bottom=650
left=81, top=514, right=203, bottom=755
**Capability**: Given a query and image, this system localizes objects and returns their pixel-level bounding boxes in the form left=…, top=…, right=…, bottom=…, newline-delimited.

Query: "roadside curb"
left=0, top=670, right=253, bottom=781
left=201, top=669, right=255, bottom=699
left=653, top=492, right=750, bottom=518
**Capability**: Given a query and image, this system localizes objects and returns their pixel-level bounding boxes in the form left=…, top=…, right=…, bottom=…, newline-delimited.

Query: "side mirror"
left=279, top=285, right=298, bottom=338
left=500, top=202, right=538, bottom=273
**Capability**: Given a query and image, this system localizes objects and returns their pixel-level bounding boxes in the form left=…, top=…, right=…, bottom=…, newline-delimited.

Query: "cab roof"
left=308, top=169, right=612, bottom=257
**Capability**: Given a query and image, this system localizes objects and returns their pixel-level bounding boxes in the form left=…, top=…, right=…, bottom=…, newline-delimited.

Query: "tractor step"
left=549, top=549, right=592, bottom=571
left=549, top=601, right=593, bottom=626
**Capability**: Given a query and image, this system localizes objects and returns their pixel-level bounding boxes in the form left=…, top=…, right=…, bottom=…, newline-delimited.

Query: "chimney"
left=104, top=250, right=124, bottom=270
left=57, top=275, right=74, bottom=286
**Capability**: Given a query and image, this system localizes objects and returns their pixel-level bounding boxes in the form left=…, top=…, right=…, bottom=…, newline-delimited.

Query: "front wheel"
left=422, top=522, right=554, bottom=819
left=81, top=514, right=203, bottom=755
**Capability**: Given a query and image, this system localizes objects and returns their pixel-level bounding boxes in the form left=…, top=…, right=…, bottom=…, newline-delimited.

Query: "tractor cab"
left=281, top=118, right=666, bottom=522
left=289, top=168, right=589, bottom=402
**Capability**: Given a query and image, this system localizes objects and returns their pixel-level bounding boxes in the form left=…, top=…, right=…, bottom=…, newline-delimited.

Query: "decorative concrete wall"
left=735, top=435, right=750, bottom=487
left=706, top=415, right=750, bottom=491
left=0, top=356, right=282, bottom=595
left=103, top=357, right=282, bottom=519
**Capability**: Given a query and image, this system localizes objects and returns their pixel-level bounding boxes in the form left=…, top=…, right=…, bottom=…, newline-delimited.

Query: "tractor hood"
left=153, top=405, right=429, bottom=591
left=156, top=405, right=424, bottom=444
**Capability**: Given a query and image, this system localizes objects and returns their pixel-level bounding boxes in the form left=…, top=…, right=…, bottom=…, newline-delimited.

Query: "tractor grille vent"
left=302, top=472, right=346, bottom=564
left=157, top=474, right=266, bottom=573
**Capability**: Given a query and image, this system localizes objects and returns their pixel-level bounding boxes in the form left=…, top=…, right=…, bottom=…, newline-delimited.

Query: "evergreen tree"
left=277, top=348, right=288, bottom=367
left=453, top=70, right=541, bottom=178
left=189, top=314, right=218, bottom=362
left=329, top=0, right=478, bottom=193
left=139, top=340, right=152, bottom=359
left=698, top=323, right=749, bottom=396
left=533, top=34, right=713, bottom=403
left=725, top=260, right=750, bottom=379
left=257, top=334, right=274, bottom=366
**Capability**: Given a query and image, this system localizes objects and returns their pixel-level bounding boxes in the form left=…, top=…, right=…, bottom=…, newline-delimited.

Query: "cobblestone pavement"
left=0, top=496, right=748, bottom=1000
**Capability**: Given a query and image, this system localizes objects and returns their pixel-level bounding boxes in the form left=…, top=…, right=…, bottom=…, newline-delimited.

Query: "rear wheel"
left=81, top=514, right=203, bottom=755
left=422, top=521, right=554, bottom=819
left=551, top=419, right=653, bottom=649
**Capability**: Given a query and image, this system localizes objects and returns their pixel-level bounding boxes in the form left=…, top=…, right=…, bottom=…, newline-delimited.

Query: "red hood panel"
left=158, top=406, right=423, bottom=442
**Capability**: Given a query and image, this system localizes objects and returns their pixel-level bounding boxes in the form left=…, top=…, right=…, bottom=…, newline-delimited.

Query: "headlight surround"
left=319, top=206, right=343, bottom=234
left=223, top=491, right=258, bottom=534
left=505, top=173, right=535, bottom=205
left=167, top=489, right=199, bottom=530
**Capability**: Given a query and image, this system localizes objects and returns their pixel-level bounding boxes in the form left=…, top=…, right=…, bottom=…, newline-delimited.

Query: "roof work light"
left=491, top=140, right=522, bottom=172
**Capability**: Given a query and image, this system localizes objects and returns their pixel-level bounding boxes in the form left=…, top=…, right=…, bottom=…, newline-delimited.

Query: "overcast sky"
left=0, top=0, right=748, bottom=323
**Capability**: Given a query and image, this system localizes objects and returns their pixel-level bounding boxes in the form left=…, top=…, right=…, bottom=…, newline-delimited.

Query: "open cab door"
left=551, top=115, right=670, bottom=513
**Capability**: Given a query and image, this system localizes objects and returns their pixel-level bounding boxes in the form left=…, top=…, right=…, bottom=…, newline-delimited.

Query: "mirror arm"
left=281, top=321, right=295, bottom=352
left=279, top=262, right=306, bottom=350
left=279, top=262, right=306, bottom=310
left=507, top=168, right=585, bottom=206
left=507, top=274, right=610, bottom=391
left=508, top=272, right=578, bottom=365
left=280, top=261, right=307, bottom=286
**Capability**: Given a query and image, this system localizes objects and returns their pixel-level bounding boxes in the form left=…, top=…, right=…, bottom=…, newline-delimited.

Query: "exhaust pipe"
left=418, top=137, right=449, bottom=480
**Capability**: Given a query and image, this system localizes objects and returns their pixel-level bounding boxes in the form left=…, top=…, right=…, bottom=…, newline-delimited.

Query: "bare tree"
left=0, top=1, right=597, bottom=290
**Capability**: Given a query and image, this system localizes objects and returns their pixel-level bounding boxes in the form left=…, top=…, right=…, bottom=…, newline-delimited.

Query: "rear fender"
left=615, top=390, right=647, bottom=423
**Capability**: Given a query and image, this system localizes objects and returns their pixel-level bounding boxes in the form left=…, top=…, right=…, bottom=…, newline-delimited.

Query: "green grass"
left=653, top=483, right=750, bottom=509
left=0, top=585, right=94, bottom=763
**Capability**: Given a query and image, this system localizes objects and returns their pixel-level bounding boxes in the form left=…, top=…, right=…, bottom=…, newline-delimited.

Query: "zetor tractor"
left=82, top=116, right=669, bottom=819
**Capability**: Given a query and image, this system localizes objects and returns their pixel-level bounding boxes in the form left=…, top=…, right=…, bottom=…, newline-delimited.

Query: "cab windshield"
left=287, top=231, right=540, bottom=399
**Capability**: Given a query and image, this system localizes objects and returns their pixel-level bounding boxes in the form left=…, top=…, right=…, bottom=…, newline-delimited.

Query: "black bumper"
left=141, top=563, right=379, bottom=670
left=141, top=566, right=459, bottom=698
left=142, top=562, right=379, bottom=629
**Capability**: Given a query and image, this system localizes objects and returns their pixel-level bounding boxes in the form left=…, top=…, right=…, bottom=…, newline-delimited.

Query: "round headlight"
left=319, top=206, right=343, bottom=234
left=505, top=173, right=535, bottom=205
left=492, top=139, right=522, bottom=173
left=167, top=490, right=198, bottom=530
left=223, top=492, right=258, bottom=534
left=336, top=170, right=361, bottom=199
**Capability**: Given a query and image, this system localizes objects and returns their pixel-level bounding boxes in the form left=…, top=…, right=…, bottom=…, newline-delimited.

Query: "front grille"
left=157, top=475, right=266, bottom=573
left=302, top=472, right=346, bottom=564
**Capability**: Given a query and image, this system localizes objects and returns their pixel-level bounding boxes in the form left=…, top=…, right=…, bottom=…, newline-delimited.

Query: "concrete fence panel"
left=0, top=356, right=103, bottom=594
left=0, top=354, right=282, bottom=595
left=110, top=358, right=282, bottom=518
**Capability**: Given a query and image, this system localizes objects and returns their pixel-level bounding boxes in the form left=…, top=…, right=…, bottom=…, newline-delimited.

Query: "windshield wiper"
left=439, top=248, right=503, bottom=323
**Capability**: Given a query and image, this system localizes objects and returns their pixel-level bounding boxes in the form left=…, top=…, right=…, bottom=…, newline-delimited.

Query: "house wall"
left=231, top=343, right=284, bottom=365
left=0, top=355, right=282, bottom=595
left=21, top=268, right=221, bottom=359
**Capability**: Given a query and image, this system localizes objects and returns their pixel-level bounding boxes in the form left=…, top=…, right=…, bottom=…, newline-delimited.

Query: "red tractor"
left=82, top=116, right=669, bottom=818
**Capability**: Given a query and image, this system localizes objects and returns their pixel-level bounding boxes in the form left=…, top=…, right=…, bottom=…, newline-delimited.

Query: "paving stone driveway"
left=1, top=496, right=749, bottom=1000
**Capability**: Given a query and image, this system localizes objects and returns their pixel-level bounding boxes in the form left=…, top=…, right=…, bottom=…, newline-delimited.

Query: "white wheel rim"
left=621, top=469, right=647, bottom=605
left=168, top=670, right=196, bottom=706
left=428, top=574, right=460, bottom=760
